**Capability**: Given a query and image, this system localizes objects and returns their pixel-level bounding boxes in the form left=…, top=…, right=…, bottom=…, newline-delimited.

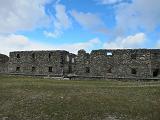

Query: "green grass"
left=0, top=75, right=160, bottom=120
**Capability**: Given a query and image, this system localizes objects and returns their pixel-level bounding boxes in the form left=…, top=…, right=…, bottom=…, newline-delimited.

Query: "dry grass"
left=0, top=75, right=160, bottom=120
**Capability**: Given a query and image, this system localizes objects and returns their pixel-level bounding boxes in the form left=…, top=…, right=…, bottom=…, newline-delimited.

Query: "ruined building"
left=0, top=54, right=9, bottom=73
left=1, top=49, right=160, bottom=79
left=75, top=49, right=160, bottom=79
left=8, top=50, right=76, bottom=76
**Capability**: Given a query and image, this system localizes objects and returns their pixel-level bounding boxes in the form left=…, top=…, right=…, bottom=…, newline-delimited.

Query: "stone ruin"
left=1, top=49, right=160, bottom=79
left=0, top=53, right=9, bottom=73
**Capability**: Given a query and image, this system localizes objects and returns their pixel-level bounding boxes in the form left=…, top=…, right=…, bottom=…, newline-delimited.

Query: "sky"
left=0, top=0, right=160, bottom=55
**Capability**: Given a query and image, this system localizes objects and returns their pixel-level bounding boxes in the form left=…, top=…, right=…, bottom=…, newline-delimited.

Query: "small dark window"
left=60, top=55, right=64, bottom=65
left=131, top=54, right=136, bottom=59
left=16, top=67, right=20, bottom=72
left=107, top=68, right=112, bottom=73
left=49, top=53, right=51, bottom=59
left=131, top=68, right=137, bottom=74
left=153, top=53, right=159, bottom=59
left=48, top=67, right=52, bottom=72
left=17, top=54, right=20, bottom=58
left=32, top=67, right=36, bottom=72
left=153, top=69, right=159, bottom=77
left=32, top=53, right=35, bottom=59
left=86, top=67, right=90, bottom=73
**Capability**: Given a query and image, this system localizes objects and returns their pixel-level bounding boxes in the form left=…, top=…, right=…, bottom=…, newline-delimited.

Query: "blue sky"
left=0, top=0, right=160, bottom=55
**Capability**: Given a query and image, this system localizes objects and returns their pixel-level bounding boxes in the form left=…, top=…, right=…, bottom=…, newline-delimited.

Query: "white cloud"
left=98, top=0, right=124, bottom=5
left=58, top=38, right=101, bottom=52
left=0, top=0, right=50, bottom=33
left=44, top=3, right=71, bottom=38
left=71, top=10, right=108, bottom=34
left=103, top=33, right=146, bottom=49
left=0, top=34, right=31, bottom=55
left=115, top=0, right=160, bottom=33
left=0, top=34, right=101, bottom=55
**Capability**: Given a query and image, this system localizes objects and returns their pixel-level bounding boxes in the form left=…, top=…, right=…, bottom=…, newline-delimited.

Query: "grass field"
left=0, top=75, right=160, bottom=120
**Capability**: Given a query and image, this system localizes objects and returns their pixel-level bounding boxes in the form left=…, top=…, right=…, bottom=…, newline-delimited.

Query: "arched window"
left=106, top=52, right=113, bottom=56
left=49, top=53, right=51, bottom=59
left=72, top=58, right=75, bottom=63
left=66, top=55, right=69, bottom=62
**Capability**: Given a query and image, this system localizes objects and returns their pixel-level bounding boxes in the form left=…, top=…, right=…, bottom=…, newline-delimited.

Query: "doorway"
left=153, top=69, right=159, bottom=77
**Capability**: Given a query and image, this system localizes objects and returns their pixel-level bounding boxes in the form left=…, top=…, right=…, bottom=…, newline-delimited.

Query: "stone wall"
left=75, top=49, right=160, bottom=79
left=74, top=49, right=90, bottom=76
left=0, top=54, right=9, bottom=73
left=150, top=50, right=160, bottom=77
left=8, top=50, right=76, bottom=76
left=90, top=49, right=153, bottom=78
left=7, top=49, right=160, bottom=79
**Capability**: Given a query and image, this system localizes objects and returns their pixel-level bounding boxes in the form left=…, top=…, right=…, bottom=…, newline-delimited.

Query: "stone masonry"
left=8, top=50, right=76, bottom=76
left=0, top=54, right=9, bottom=73
left=74, top=49, right=160, bottom=79
left=1, top=49, right=160, bottom=79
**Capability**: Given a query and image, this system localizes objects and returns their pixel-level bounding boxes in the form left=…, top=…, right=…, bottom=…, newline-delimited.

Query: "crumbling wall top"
left=0, top=53, right=9, bottom=63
